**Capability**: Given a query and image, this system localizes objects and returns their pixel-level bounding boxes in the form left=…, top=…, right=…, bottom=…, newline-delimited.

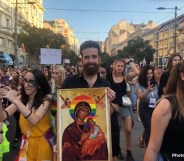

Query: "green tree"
left=61, top=44, right=79, bottom=66
left=18, top=24, right=78, bottom=65
left=18, top=24, right=65, bottom=53
left=101, top=52, right=121, bottom=66
left=117, top=37, right=155, bottom=64
left=101, top=52, right=111, bottom=64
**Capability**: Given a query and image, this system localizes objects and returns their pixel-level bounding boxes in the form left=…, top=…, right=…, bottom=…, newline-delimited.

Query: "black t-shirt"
left=61, top=73, right=111, bottom=89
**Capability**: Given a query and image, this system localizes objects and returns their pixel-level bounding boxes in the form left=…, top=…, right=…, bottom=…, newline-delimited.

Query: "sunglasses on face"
left=23, top=78, right=36, bottom=87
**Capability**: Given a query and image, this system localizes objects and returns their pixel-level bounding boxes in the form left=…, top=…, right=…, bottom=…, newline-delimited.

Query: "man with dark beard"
left=62, top=40, right=115, bottom=101
left=61, top=40, right=116, bottom=160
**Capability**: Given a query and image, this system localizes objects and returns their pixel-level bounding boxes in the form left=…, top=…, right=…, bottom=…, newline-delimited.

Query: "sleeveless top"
left=160, top=95, right=184, bottom=158
left=109, top=74, right=127, bottom=106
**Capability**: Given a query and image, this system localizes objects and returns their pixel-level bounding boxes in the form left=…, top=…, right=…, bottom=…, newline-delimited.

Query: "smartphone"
left=150, top=80, right=156, bottom=87
left=2, top=76, right=9, bottom=86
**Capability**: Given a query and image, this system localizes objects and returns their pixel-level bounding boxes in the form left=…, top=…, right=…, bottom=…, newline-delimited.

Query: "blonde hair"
left=51, top=65, right=65, bottom=93
left=114, top=60, right=126, bottom=76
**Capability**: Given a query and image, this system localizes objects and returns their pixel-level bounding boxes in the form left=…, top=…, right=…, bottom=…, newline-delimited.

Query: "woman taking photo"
left=0, top=69, right=53, bottom=161
left=144, top=61, right=184, bottom=161
left=136, top=65, right=159, bottom=146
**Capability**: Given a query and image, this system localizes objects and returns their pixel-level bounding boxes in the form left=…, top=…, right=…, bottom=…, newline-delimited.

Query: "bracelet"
left=24, top=110, right=32, bottom=119
left=4, top=110, right=9, bottom=119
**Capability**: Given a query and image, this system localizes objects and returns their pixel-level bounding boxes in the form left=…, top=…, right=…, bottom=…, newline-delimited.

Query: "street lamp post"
left=174, top=6, right=177, bottom=55
left=13, top=0, right=35, bottom=67
left=14, top=0, right=18, bottom=67
left=157, top=6, right=179, bottom=55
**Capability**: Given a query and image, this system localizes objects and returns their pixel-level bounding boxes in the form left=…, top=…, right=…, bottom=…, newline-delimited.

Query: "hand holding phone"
left=150, top=80, right=156, bottom=87
left=3, top=76, right=10, bottom=86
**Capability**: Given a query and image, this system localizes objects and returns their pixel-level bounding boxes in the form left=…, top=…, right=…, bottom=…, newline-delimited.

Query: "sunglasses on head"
left=23, top=78, right=36, bottom=87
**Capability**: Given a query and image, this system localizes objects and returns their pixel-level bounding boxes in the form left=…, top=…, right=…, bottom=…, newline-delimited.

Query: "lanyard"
left=151, top=92, right=154, bottom=98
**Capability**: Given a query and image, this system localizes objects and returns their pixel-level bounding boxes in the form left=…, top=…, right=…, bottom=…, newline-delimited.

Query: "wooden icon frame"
left=57, top=88, right=112, bottom=161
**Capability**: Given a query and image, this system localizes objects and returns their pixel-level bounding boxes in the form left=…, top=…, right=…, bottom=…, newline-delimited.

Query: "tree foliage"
left=18, top=24, right=65, bottom=54
left=117, top=37, right=155, bottom=64
left=101, top=52, right=111, bottom=65
left=18, top=24, right=79, bottom=65
left=61, top=45, right=79, bottom=66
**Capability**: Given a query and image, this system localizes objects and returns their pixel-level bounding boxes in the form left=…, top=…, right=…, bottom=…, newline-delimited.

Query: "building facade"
left=105, top=20, right=157, bottom=56
left=0, top=0, right=44, bottom=67
left=155, top=14, right=184, bottom=67
left=43, top=19, right=78, bottom=55
left=104, top=15, right=184, bottom=67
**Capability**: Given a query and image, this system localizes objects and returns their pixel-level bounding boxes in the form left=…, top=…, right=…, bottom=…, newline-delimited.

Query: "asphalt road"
left=2, top=111, right=145, bottom=161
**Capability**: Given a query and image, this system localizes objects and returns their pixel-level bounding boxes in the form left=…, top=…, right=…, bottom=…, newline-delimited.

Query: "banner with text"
left=40, top=48, right=62, bottom=64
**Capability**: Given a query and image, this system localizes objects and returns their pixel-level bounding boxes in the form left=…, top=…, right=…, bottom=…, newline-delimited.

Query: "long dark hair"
left=138, top=65, right=155, bottom=88
left=21, top=68, right=51, bottom=109
left=100, top=62, right=110, bottom=80
left=165, top=61, right=184, bottom=119
left=166, top=53, right=181, bottom=72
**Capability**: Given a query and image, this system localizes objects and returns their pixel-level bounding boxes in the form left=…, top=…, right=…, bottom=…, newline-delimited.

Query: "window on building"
left=8, top=40, right=12, bottom=49
left=0, top=13, right=2, bottom=27
left=6, top=18, right=9, bottom=28
left=0, top=38, right=3, bottom=47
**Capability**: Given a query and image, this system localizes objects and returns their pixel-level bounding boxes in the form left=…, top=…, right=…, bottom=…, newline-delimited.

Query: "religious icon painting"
left=56, top=88, right=112, bottom=161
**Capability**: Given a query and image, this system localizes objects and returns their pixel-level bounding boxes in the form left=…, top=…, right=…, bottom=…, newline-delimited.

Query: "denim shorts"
left=120, top=106, right=131, bottom=119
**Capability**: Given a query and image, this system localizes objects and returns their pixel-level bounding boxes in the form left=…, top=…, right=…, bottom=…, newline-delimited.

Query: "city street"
left=2, top=111, right=145, bottom=161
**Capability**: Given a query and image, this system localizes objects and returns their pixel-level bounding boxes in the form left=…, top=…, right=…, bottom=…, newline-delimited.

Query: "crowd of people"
left=0, top=40, right=183, bottom=161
